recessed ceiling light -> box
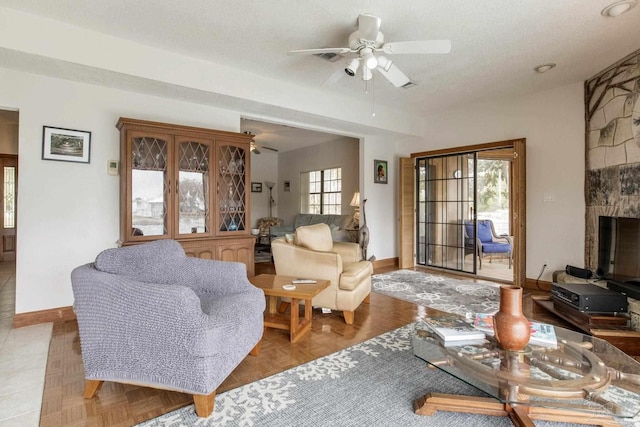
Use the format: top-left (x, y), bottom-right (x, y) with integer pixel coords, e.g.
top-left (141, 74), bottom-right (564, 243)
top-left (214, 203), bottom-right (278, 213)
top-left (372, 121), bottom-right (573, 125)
top-left (534, 63), bottom-right (556, 73)
top-left (601, 0), bottom-right (638, 17)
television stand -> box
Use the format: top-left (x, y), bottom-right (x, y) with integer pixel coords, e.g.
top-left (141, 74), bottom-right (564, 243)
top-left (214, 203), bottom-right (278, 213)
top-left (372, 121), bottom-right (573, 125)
top-left (532, 295), bottom-right (640, 355)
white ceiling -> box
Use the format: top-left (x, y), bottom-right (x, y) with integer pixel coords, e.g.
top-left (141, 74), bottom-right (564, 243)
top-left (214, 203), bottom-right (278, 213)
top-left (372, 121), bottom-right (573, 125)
top-left (0, 0), bottom-right (638, 150)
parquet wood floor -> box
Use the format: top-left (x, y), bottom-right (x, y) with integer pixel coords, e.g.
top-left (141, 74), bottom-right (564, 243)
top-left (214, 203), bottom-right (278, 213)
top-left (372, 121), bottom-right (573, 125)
top-left (38, 263), bottom-right (564, 427)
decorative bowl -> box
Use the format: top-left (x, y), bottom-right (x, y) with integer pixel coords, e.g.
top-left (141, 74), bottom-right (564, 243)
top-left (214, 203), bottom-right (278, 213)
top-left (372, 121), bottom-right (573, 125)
top-left (251, 228), bottom-right (260, 235)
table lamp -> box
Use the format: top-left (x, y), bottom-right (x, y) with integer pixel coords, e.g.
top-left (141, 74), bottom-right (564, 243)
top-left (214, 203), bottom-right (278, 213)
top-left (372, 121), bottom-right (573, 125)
top-left (350, 191), bottom-right (360, 224)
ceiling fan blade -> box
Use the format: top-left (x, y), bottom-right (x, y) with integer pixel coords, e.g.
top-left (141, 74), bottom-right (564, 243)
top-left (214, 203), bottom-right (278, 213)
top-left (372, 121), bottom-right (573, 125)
top-left (377, 63), bottom-right (411, 88)
top-left (357, 14), bottom-right (381, 41)
top-left (262, 146), bottom-right (279, 153)
top-left (381, 40), bottom-right (451, 55)
top-left (288, 47), bottom-right (351, 56)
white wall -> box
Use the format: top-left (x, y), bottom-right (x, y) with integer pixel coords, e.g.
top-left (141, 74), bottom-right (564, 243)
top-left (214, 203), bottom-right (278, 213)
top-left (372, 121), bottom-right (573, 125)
top-left (358, 135), bottom-right (403, 261)
top-left (277, 137), bottom-right (359, 226)
top-left (1, 68), bottom-right (242, 314)
top-left (249, 151), bottom-right (278, 226)
top-left (404, 82), bottom-right (586, 281)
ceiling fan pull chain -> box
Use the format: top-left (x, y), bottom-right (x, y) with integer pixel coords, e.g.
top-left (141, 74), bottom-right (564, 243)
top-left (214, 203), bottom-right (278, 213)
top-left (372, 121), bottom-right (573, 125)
top-left (371, 75), bottom-right (376, 117)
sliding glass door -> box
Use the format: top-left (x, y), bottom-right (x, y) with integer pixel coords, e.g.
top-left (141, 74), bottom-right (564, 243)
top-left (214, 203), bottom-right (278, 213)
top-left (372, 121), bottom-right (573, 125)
top-left (416, 153), bottom-right (476, 273)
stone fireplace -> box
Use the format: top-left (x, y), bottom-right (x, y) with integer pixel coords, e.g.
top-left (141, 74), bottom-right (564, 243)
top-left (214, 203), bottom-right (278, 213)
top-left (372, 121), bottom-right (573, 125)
top-left (585, 48), bottom-right (640, 272)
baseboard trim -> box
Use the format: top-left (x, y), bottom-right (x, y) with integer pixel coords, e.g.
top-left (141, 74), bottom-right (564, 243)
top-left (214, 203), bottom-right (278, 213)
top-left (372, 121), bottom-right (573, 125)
top-left (524, 278), bottom-right (552, 292)
top-left (12, 306), bottom-right (76, 328)
top-left (372, 257), bottom-right (398, 270)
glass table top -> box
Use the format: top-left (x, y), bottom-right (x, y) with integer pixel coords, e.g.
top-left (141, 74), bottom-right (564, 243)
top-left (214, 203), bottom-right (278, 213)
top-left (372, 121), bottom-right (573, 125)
top-left (413, 315), bottom-right (640, 419)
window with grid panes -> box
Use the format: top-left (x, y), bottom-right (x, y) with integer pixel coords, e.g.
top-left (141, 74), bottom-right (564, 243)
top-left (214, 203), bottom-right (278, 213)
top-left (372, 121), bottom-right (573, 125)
top-left (305, 168), bottom-right (341, 214)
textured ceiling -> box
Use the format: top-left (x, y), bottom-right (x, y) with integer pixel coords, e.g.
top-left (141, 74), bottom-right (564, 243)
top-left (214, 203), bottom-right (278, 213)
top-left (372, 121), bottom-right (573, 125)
top-left (0, 0), bottom-right (638, 149)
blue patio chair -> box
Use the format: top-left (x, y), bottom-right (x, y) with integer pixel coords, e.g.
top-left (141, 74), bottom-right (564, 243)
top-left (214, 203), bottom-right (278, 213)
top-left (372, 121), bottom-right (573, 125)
top-left (464, 219), bottom-right (512, 269)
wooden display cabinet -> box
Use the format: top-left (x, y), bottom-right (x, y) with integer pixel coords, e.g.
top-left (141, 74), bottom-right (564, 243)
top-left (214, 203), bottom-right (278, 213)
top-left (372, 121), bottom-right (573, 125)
top-left (116, 117), bottom-right (255, 276)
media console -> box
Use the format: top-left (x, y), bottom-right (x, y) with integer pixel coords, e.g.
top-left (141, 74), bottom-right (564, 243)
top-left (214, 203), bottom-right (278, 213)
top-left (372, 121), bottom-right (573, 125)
top-left (532, 295), bottom-right (640, 355)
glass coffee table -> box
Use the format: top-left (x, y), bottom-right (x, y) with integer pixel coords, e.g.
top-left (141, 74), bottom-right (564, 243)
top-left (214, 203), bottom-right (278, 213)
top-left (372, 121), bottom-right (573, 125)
top-left (413, 315), bottom-right (640, 426)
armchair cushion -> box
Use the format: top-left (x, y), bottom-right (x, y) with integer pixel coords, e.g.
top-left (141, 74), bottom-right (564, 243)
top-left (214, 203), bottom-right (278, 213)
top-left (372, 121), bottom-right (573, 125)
top-left (340, 261), bottom-right (373, 291)
top-left (481, 242), bottom-right (511, 253)
top-left (95, 239), bottom-right (186, 277)
top-left (477, 221), bottom-right (494, 243)
top-left (295, 223), bottom-right (333, 252)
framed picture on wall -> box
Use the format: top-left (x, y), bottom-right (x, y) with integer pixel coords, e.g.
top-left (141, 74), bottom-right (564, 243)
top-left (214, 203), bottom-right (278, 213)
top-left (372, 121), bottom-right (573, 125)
top-left (251, 182), bottom-right (262, 192)
top-left (42, 126), bottom-right (91, 163)
top-left (374, 159), bottom-right (387, 184)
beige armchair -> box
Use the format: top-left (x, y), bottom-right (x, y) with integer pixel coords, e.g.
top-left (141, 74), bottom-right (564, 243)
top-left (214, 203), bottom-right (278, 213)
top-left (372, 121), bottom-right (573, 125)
top-left (271, 223), bottom-right (373, 324)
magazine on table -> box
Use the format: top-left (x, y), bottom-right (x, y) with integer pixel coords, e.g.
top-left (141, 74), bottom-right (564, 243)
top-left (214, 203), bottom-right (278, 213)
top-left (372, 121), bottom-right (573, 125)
top-left (420, 315), bottom-right (486, 345)
top-left (473, 313), bottom-right (558, 348)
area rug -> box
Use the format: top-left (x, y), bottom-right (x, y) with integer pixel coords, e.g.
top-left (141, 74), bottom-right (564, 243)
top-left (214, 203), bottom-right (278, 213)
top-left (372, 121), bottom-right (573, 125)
top-left (135, 323), bottom-right (619, 427)
top-left (372, 269), bottom-right (501, 316)
top-left (137, 323), bottom-right (592, 427)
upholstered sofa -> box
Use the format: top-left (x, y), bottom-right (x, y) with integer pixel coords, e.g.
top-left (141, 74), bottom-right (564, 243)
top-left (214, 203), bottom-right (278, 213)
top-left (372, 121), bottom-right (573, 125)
top-left (271, 223), bottom-right (372, 324)
top-left (271, 213), bottom-right (353, 242)
top-left (71, 239), bottom-right (265, 417)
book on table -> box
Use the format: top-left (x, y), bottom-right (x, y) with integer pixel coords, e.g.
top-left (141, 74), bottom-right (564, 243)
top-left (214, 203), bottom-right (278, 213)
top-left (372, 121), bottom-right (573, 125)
top-left (473, 313), bottom-right (558, 348)
top-left (420, 315), bottom-right (486, 345)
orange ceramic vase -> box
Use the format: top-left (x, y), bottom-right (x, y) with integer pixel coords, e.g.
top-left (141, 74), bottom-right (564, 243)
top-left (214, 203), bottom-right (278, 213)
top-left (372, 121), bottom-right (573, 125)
top-left (493, 286), bottom-right (530, 351)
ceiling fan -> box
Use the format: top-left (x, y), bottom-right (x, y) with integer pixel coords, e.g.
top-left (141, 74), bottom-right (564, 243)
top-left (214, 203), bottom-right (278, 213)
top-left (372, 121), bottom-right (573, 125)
top-left (244, 132), bottom-right (278, 154)
top-left (288, 13), bottom-right (451, 88)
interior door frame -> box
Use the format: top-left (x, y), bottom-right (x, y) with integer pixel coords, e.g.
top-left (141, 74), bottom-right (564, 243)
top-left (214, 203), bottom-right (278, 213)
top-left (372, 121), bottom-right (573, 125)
top-left (402, 138), bottom-right (526, 287)
top-left (0, 154), bottom-right (17, 262)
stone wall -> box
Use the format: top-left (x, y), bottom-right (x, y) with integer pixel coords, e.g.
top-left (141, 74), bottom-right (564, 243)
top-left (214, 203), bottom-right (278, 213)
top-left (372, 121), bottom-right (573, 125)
top-left (585, 48), bottom-right (640, 270)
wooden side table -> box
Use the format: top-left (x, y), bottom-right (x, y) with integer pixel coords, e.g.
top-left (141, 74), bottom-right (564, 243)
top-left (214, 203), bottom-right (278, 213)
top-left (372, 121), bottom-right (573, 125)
top-left (249, 274), bottom-right (329, 343)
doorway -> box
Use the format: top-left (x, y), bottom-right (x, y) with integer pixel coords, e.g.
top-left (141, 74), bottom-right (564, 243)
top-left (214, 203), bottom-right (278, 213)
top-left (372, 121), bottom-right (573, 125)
top-left (0, 109), bottom-right (18, 325)
top-left (402, 139), bottom-right (526, 286)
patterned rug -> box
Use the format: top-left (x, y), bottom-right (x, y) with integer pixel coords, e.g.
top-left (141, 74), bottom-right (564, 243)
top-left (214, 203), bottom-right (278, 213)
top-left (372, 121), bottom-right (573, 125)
top-left (372, 269), bottom-right (501, 316)
top-left (136, 324), bottom-right (508, 426)
top-left (135, 323), bottom-right (606, 427)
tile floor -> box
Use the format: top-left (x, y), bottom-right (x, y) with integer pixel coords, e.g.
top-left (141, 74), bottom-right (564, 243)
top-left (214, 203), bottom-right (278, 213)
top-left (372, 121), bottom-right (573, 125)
top-left (0, 261), bottom-right (52, 427)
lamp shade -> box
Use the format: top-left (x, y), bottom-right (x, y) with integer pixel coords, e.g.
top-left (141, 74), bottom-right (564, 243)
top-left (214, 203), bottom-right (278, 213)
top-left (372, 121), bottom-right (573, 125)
top-left (350, 192), bottom-right (360, 207)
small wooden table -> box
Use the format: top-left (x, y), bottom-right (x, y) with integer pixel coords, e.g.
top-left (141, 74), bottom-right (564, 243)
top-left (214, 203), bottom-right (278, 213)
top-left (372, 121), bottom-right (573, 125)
top-left (250, 274), bottom-right (330, 343)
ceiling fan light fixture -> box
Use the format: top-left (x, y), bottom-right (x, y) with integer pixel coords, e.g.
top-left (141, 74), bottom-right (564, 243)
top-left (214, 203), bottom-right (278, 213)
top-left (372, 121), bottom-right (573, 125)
top-left (361, 49), bottom-right (378, 70)
top-left (345, 58), bottom-right (360, 76)
top-left (601, 0), bottom-right (637, 17)
top-left (362, 67), bottom-right (373, 81)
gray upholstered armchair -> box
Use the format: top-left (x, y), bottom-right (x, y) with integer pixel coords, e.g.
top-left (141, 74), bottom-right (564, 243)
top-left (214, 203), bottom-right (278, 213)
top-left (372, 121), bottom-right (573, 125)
top-left (71, 240), bottom-right (265, 418)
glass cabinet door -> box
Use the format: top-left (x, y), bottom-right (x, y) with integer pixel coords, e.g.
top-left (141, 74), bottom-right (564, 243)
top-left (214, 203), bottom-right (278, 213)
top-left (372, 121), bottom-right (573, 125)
top-left (130, 133), bottom-right (170, 238)
top-left (176, 137), bottom-right (212, 236)
top-left (217, 142), bottom-right (248, 234)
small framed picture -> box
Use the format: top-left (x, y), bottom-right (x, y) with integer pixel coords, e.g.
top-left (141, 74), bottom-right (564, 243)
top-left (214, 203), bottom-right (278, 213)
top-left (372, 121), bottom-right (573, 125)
top-left (42, 126), bottom-right (91, 163)
top-left (251, 182), bottom-right (262, 193)
top-left (374, 159), bottom-right (388, 184)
